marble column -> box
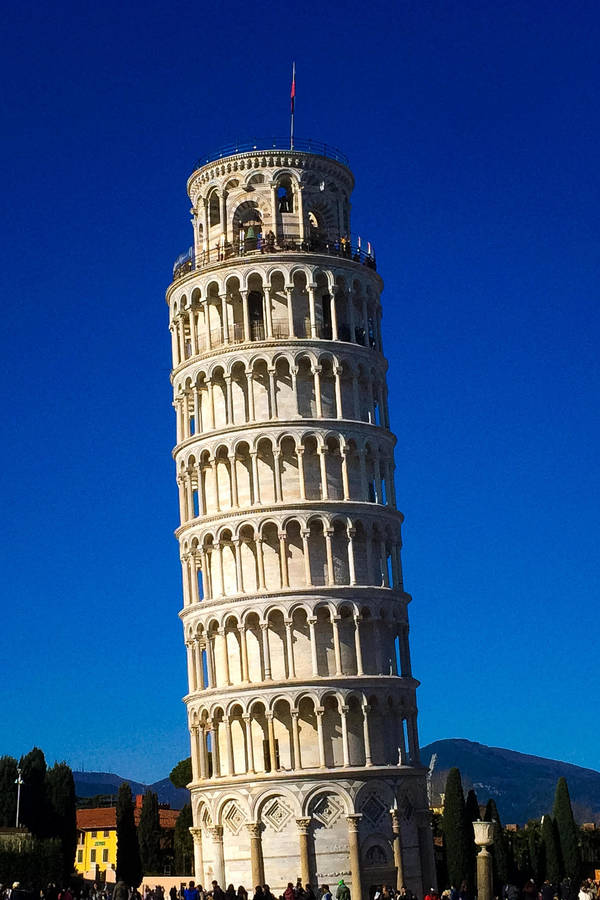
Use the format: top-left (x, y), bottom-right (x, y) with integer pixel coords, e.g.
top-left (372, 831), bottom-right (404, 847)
top-left (190, 826), bottom-right (204, 885)
top-left (346, 814), bottom-right (363, 900)
top-left (210, 825), bottom-right (225, 887)
top-left (390, 808), bottom-right (405, 889)
top-left (296, 817), bottom-right (312, 886)
top-left (246, 822), bottom-right (265, 886)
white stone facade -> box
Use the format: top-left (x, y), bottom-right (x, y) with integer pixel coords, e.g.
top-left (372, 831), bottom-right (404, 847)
top-left (166, 144), bottom-right (435, 897)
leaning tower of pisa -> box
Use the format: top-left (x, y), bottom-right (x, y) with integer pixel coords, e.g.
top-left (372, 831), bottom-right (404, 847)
top-left (166, 139), bottom-right (436, 897)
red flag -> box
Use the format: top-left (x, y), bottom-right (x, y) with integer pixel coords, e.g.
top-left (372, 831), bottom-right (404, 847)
top-left (290, 61), bottom-right (296, 113)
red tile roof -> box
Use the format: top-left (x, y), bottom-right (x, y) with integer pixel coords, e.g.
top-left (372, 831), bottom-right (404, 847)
top-left (77, 807), bottom-right (179, 831)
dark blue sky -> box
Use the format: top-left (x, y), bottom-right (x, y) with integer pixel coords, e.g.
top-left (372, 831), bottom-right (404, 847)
top-left (1, 0), bottom-right (598, 785)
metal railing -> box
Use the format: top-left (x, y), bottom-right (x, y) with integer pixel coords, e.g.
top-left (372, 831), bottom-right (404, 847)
top-left (172, 234), bottom-right (377, 281)
top-left (193, 138), bottom-right (349, 170)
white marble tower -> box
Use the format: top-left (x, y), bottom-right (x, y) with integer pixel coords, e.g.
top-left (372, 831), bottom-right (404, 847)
top-left (166, 139), bottom-right (436, 897)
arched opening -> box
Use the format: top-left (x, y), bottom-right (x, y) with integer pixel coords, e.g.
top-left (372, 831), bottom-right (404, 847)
top-left (277, 174), bottom-right (294, 213)
top-left (257, 437), bottom-right (276, 505)
top-left (239, 525), bottom-right (258, 595)
top-left (208, 190), bottom-right (220, 227)
top-left (267, 610), bottom-right (288, 681)
top-left (245, 611), bottom-right (263, 683)
top-left (292, 606), bottom-right (312, 678)
top-left (298, 696), bottom-right (319, 769)
top-left (347, 695), bottom-right (365, 765)
top-left (332, 519), bottom-right (350, 585)
top-left (339, 605), bottom-right (357, 675)
top-left (315, 605), bottom-right (334, 676)
top-left (273, 698), bottom-right (293, 770)
top-left (286, 520), bottom-right (305, 588)
top-left (302, 435), bottom-right (321, 501)
top-left (320, 358), bottom-right (337, 417)
top-left (308, 519), bottom-right (327, 586)
top-left (296, 357), bottom-right (315, 418)
top-left (261, 521), bottom-right (280, 591)
top-left (322, 695), bottom-right (343, 768)
top-left (275, 357), bottom-right (295, 419)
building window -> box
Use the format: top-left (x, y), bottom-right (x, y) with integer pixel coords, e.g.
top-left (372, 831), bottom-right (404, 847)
top-left (102, 849), bottom-right (109, 862)
top-left (103, 830), bottom-right (110, 837)
top-left (90, 849), bottom-right (96, 863)
top-left (77, 850), bottom-right (83, 863)
top-left (91, 830), bottom-right (97, 838)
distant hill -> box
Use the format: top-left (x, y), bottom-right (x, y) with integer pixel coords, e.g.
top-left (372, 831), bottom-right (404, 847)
top-left (74, 771), bottom-right (189, 810)
top-left (422, 738), bottom-right (600, 825)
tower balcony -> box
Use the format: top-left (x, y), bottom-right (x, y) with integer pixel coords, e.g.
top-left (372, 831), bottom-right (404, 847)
top-left (172, 233), bottom-right (377, 282)
top-left (193, 137), bottom-right (350, 169)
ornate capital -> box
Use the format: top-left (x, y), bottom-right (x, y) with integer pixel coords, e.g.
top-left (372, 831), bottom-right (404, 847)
top-left (209, 824), bottom-right (224, 842)
top-left (246, 822), bottom-right (262, 839)
top-left (296, 817), bottom-right (312, 835)
top-left (346, 813), bottom-right (362, 833)
top-left (189, 826), bottom-right (203, 842)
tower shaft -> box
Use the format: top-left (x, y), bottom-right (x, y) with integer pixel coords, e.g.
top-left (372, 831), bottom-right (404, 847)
top-left (167, 141), bottom-right (435, 894)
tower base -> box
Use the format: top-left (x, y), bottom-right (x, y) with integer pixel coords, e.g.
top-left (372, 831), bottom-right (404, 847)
top-left (189, 767), bottom-right (436, 897)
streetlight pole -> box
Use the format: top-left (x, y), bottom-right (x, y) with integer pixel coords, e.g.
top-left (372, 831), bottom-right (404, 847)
top-left (15, 767), bottom-right (23, 828)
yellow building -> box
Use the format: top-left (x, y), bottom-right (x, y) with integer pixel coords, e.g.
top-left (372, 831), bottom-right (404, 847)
top-left (75, 808), bottom-right (118, 878)
top-left (75, 801), bottom-right (179, 879)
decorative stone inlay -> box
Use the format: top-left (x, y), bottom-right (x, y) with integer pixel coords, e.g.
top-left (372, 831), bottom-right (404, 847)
top-left (223, 800), bottom-right (246, 835)
top-left (361, 793), bottom-right (387, 826)
top-left (262, 797), bottom-right (293, 832)
top-left (312, 794), bottom-right (344, 828)
top-left (366, 845), bottom-right (387, 865)
top-left (400, 794), bottom-right (414, 822)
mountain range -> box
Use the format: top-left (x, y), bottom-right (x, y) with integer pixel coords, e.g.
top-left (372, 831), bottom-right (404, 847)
top-left (73, 771), bottom-right (189, 809)
top-left (73, 739), bottom-right (600, 823)
top-left (422, 739), bottom-right (600, 825)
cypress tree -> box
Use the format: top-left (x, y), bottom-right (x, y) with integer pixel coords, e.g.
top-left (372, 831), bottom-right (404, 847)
top-left (541, 815), bottom-right (560, 883)
top-left (527, 821), bottom-right (542, 884)
top-left (552, 777), bottom-right (580, 881)
top-left (19, 747), bottom-right (49, 836)
top-left (442, 768), bottom-right (472, 889)
top-left (46, 762), bottom-right (77, 879)
top-left (0, 756), bottom-right (18, 827)
top-left (138, 790), bottom-right (162, 875)
top-left (116, 782), bottom-right (142, 887)
top-left (174, 803), bottom-right (193, 875)
top-left (484, 799), bottom-right (509, 890)
top-left (465, 789), bottom-right (480, 889)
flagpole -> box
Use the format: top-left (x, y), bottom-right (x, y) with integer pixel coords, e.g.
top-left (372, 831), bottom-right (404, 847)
top-left (290, 61), bottom-right (296, 150)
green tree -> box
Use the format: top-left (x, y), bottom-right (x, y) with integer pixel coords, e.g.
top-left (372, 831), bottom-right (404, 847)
top-left (484, 799), bottom-right (509, 890)
top-left (527, 820), bottom-right (542, 883)
top-left (116, 782), bottom-right (142, 886)
top-left (138, 790), bottom-right (162, 875)
top-left (443, 768), bottom-right (472, 889)
top-left (465, 789), bottom-right (479, 887)
top-left (19, 747), bottom-right (49, 836)
top-left (0, 756), bottom-right (18, 827)
top-left (174, 803), bottom-right (193, 875)
top-left (46, 762), bottom-right (77, 879)
top-left (169, 758), bottom-right (192, 789)
top-left (553, 777), bottom-right (580, 881)
top-left (541, 815), bottom-right (561, 882)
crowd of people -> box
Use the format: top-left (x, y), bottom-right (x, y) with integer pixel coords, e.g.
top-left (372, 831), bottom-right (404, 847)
top-left (3, 878), bottom-right (600, 900)
top-left (167, 879), bottom-right (351, 900)
top-left (415, 879), bottom-right (600, 900)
